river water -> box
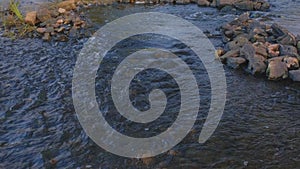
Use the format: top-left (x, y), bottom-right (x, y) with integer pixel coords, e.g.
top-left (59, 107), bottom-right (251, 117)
top-left (0, 1), bottom-right (299, 169)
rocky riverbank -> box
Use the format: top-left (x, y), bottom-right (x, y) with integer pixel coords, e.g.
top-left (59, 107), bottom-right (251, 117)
top-left (0, 0), bottom-right (99, 41)
top-left (0, 0), bottom-right (270, 41)
top-left (2, 0), bottom-right (299, 82)
top-left (218, 13), bottom-right (300, 81)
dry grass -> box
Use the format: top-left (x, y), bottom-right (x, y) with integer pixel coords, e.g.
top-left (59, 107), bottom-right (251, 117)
top-left (9, 0), bottom-right (23, 21)
top-left (0, 0), bottom-right (36, 39)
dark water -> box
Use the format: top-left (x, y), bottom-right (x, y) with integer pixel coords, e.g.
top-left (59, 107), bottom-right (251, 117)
top-left (267, 0), bottom-right (300, 35)
top-left (1, 3), bottom-right (300, 169)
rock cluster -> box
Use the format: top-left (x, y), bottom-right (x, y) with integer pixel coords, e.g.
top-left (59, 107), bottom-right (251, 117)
top-left (219, 13), bottom-right (300, 81)
top-left (24, 0), bottom-right (90, 41)
top-left (197, 0), bottom-right (270, 11)
top-left (120, 0), bottom-right (270, 10)
top-left (2, 0), bottom-right (271, 41)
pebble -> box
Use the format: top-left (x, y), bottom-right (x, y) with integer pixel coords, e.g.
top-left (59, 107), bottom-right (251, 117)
top-left (49, 158), bottom-right (57, 165)
top-left (42, 33), bottom-right (51, 41)
top-left (58, 8), bottom-right (66, 14)
top-left (57, 19), bottom-right (64, 25)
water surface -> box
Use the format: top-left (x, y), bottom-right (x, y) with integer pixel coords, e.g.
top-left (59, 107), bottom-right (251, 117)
top-left (0, 2), bottom-right (299, 169)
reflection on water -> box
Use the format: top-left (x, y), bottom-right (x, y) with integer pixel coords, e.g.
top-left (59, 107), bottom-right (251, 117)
top-left (0, 2), bottom-right (299, 169)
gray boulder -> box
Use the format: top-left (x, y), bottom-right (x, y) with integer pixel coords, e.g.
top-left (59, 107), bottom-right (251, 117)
top-left (227, 35), bottom-right (250, 50)
top-left (289, 70), bottom-right (300, 82)
top-left (226, 57), bottom-right (246, 69)
top-left (279, 45), bottom-right (299, 58)
top-left (241, 44), bottom-right (267, 75)
top-left (220, 49), bottom-right (240, 62)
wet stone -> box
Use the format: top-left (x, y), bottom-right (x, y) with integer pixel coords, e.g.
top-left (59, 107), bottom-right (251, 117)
top-left (220, 49), bottom-right (240, 62)
top-left (271, 23), bottom-right (289, 38)
top-left (267, 57), bottom-right (288, 80)
top-left (220, 5), bottom-right (236, 13)
top-left (241, 44), bottom-right (267, 75)
top-left (57, 0), bottom-right (76, 11)
top-left (176, 0), bottom-right (190, 4)
top-left (253, 42), bottom-right (268, 58)
top-left (267, 43), bottom-right (280, 58)
top-left (278, 33), bottom-right (297, 46)
top-left (280, 45), bottom-right (299, 58)
top-left (226, 57), bottom-right (247, 69)
top-left (197, 0), bottom-right (210, 6)
top-left (37, 8), bottom-right (52, 23)
top-left (283, 56), bottom-right (299, 70)
top-left (289, 70), bottom-right (300, 82)
top-left (42, 33), bottom-right (51, 41)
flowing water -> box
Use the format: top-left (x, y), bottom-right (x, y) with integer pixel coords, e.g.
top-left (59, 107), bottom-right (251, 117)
top-left (0, 2), bottom-right (299, 169)
top-left (267, 0), bottom-right (300, 35)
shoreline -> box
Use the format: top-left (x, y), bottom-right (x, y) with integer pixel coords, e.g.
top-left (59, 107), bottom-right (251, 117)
top-left (1, 0), bottom-right (299, 81)
top-left (0, 0), bottom-right (271, 41)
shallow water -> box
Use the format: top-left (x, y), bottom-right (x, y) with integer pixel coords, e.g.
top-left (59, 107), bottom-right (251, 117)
top-left (0, 2), bottom-right (300, 169)
top-left (268, 0), bottom-right (300, 35)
